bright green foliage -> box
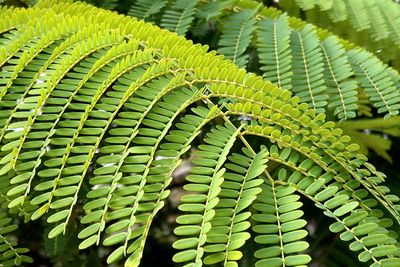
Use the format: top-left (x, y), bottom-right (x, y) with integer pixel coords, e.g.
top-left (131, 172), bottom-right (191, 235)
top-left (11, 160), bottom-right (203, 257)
top-left (173, 124), bottom-right (239, 266)
top-left (293, 0), bottom-right (317, 10)
top-left (247, 6), bottom-right (400, 121)
top-left (256, 12), bottom-right (357, 120)
top-left (256, 143), bottom-right (400, 266)
top-left (39, 0), bottom-right (400, 124)
top-left (195, 0), bottom-right (231, 21)
top-left (101, 0), bottom-right (400, 121)
top-left (0, 1), bottom-right (400, 267)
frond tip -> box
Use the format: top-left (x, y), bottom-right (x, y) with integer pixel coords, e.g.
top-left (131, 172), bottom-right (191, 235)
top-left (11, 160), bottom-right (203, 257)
top-left (348, 49), bottom-right (400, 119)
top-left (253, 182), bottom-right (311, 267)
top-left (203, 148), bottom-right (268, 266)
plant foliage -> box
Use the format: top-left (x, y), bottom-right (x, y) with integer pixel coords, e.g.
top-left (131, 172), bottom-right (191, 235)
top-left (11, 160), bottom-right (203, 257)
top-left (74, 0), bottom-right (400, 122)
top-left (279, 0), bottom-right (400, 68)
top-left (101, 0), bottom-right (400, 162)
top-left (0, 0), bottom-right (399, 267)
top-left (10, 0), bottom-right (400, 159)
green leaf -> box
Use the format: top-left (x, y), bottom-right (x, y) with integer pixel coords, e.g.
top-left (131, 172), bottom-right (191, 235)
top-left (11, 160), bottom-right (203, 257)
top-left (48, 223), bottom-right (65, 239)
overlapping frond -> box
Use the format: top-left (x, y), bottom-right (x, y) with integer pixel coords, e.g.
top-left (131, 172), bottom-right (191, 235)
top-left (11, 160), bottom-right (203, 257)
top-left (257, 13), bottom-right (292, 90)
top-left (290, 25), bottom-right (327, 113)
top-left (61, 0), bottom-right (400, 123)
top-left (348, 50), bottom-right (400, 119)
top-left (127, 0), bottom-right (167, 21)
top-left (203, 148), bottom-right (267, 266)
top-left (217, 8), bottom-right (258, 68)
top-left (285, 0), bottom-right (393, 41)
top-left (173, 123), bottom-right (240, 266)
top-left (252, 7), bottom-right (400, 121)
top-left (0, 1), bottom-right (399, 267)
top-left (160, 0), bottom-right (198, 36)
top-left (377, 1), bottom-right (400, 48)
top-left (0, 211), bottom-right (32, 266)
top-left (294, 0), bottom-right (315, 10)
top-left (321, 36), bottom-right (358, 121)
top-left (253, 181), bottom-right (311, 267)
top-left (195, 0), bottom-right (232, 21)
top-left (258, 143), bottom-right (400, 266)
top-left (280, 0), bottom-right (399, 67)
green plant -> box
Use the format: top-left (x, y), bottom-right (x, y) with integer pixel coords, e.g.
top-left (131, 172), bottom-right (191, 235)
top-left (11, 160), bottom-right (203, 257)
top-left (9, 0), bottom-right (400, 160)
top-left (279, 0), bottom-right (400, 67)
top-left (77, 0), bottom-right (400, 162)
top-left (0, 0), bottom-right (399, 267)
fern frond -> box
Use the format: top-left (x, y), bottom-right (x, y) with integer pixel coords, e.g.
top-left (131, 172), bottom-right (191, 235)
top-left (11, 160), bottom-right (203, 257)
top-left (281, 0), bottom-right (400, 65)
top-left (124, 105), bottom-right (220, 266)
top-left (203, 148), bottom-right (267, 266)
top-left (312, 185), bottom-right (400, 266)
top-left (98, 86), bottom-right (206, 264)
top-left (127, 0), bottom-right (166, 21)
top-left (263, 145), bottom-right (400, 266)
top-left (327, 0), bottom-right (347, 22)
top-left (364, 0), bottom-right (389, 41)
top-left (196, 0), bottom-right (232, 21)
top-left (2, 29), bottom-right (127, 209)
top-left (0, 2), bottom-right (399, 267)
top-left (78, 74), bottom-right (178, 250)
top-left (348, 49), bottom-right (400, 119)
top-left (315, 0), bottom-right (333, 11)
top-left (41, 58), bottom-right (175, 239)
top-left (218, 8), bottom-right (258, 68)
top-left (253, 181), bottom-right (311, 267)
top-left (173, 123), bottom-right (241, 266)
top-left (320, 36), bottom-right (358, 121)
top-left (344, 0), bottom-right (370, 31)
top-left (294, 0), bottom-right (315, 10)
top-left (160, 0), bottom-right (198, 36)
top-left (238, 101), bottom-right (400, 224)
top-left (119, 0), bottom-right (400, 121)
top-left (377, 1), bottom-right (400, 46)
top-left (290, 25), bottom-right (327, 113)
top-left (0, 212), bottom-right (32, 266)
top-left (257, 14), bottom-right (292, 90)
